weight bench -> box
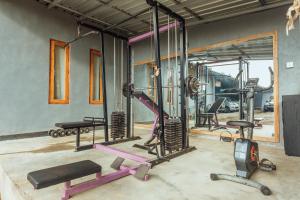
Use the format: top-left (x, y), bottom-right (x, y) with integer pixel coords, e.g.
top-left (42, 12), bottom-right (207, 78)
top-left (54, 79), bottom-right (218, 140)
top-left (54, 118), bottom-right (106, 151)
top-left (198, 98), bottom-right (226, 130)
top-left (27, 145), bottom-right (151, 200)
top-left (27, 160), bottom-right (101, 189)
top-left (55, 121), bottom-right (93, 129)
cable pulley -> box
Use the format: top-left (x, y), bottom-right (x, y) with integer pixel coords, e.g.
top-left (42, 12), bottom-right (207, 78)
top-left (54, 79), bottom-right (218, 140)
top-left (186, 76), bottom-right (200, 97)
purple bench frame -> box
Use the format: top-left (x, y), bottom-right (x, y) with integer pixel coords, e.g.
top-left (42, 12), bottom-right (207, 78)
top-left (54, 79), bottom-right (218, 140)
top-left (60, 144), bottom-right (151, 200)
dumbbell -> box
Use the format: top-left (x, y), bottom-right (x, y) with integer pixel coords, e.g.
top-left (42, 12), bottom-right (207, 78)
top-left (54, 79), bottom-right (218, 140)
top-left (51, 130), bottom-right (59, 138)
top-left (65, 129), bottom-right (72, 136)
top-left (48, 129), bottom-right (55, 136)
top-left (72, 129), bottom-right (77, 135)
top-left (58, 129), bottom-right (66, 137)
top-left (80, 128), bottom-right (85, 134)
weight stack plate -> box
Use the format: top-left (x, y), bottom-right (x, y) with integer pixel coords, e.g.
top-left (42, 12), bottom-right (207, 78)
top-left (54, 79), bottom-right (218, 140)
top-left (111, 111), bottom-right (126, 140)
top-left (164, 118), bottom-right (182, 153)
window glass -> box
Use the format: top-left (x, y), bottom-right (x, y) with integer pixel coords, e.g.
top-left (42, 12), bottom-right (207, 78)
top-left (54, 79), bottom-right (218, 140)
top-left (54, 45), bottom-right (66, 100)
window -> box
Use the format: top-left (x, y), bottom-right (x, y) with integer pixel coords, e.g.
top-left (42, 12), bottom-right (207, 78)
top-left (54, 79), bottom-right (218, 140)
top-left (49, 39), bottom-right (70, 104)
top-left (89, 49), bottom-right (103, 104)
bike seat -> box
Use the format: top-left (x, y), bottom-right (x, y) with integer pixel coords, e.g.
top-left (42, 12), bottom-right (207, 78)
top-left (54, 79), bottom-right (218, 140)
top-left (227, 120), bottom-right (254, 128)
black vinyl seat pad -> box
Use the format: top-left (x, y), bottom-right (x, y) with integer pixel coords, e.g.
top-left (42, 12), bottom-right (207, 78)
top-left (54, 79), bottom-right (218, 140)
top-left (27, 160), bottom-right (102, 189)
top-left (207, 97), bottom-right (226, 113)
top-left (55, 121), bottom-right (94, 129)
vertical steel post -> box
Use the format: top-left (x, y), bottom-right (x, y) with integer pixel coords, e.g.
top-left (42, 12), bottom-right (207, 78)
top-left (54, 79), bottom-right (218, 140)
top-left (153, 4), bottom-right (165, 156)
top-left (246, 61), bottom-right (249, 82)
top-left (126, 45), bottom-right (132, 139)
top-left (195, 63), bottom-right (199, 126)
top-left (101, 32), bottom-right (109, 142)
top-left (239, 57), bottom-right (244, 120)
top-left (179, 21), bottom-right (187, 148)
top-left (204, 66), bottom-right (208, 112)
top-left (247, 88), bottom-right (255, 139)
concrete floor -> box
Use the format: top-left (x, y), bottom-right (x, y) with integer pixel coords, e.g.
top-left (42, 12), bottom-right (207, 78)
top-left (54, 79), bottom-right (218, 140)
top-left (192, 124), bottom-right (274, 138)
top-left (217, 111), bottom-right (275, 125)
top-left (0, 128), bottom-right (299, 200)
top-left (190, 111), bottom-right (275, 138)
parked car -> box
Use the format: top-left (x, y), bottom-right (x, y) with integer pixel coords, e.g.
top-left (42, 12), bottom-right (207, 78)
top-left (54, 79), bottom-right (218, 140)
top-left (263, 99), bottom-right (274, 112)
top-left (219, 98), bottom-right (239, 113)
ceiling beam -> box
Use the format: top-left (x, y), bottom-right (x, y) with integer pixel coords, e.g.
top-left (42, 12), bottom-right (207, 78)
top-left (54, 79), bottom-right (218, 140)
top-left (188, 0), bottom-right (293, 27)
top-left (79, 4), bottom-right (105, 19)
top-left (48, 0), bottom-right (65, 9)
top-left (79, 0), bottom-right (113, 21)
top-left (104, 8), bottom-right (150, 31)
top-left (206, 52), bottom-right (218, 60)
top-left (259, 0), bottom-right (267, 6)
top-left (171, 0), bottom-right (203, 21)
top-left (232, 44), bottom-right (251, 59)
top-left (39, 0), bottom-right (136, 35)
top-left (87, 0), bottom-right (150, 26)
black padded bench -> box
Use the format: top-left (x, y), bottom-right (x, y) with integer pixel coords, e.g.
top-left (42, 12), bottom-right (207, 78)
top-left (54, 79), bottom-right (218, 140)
top-left (27, 160), bottom-right (102, 189)
top-left (55, 117), bottom-right (105, 129)
top-left (53, 117), bottom-right (106, 151)
top-left (55, 121), bottom-right (93, 129)
top-left (198, 97), bottom-right (226, 130)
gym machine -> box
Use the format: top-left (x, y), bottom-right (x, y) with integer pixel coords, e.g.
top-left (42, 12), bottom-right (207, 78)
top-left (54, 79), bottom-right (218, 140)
top-left (193, 63), bottom-right (208, 127)
top-left (193, 58), bottom-right (249, 129)
top-left (123, 77), bottom-right (199, 157)
top-left (47, 25), bottom-right (140, 151)
top-left (28, 1), bottom-right (197, 199)
top-left (124, 0), bottom-right (197, 166)
top-left (210, 67), bottom-right (276, 195)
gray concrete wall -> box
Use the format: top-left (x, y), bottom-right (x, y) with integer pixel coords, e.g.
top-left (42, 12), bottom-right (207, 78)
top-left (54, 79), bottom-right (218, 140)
top-left (0, 0), bottom-right (125, 135)
top-left (132, 6), bottom-right (299, 142)
top-left (0, 1), bottom-right (297, 143)
top-left (133, 64), bottom-right (154, 122)
top-left (133, 62), bottom-right (174, 122)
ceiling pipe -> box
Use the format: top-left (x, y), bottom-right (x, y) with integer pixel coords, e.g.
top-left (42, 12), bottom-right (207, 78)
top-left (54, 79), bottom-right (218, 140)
top-left (128, 21), bottom-right (179, 45)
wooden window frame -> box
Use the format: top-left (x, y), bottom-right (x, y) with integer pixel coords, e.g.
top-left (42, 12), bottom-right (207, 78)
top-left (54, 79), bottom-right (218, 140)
top-left (89, 49), bottom-right (103, 105)
top-left (49, 39), bottom-right (70, 104)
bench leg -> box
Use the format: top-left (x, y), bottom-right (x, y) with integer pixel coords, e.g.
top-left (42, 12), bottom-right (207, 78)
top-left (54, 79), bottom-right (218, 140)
top-left (60, 164), bottom-right (150, 199)
top-left (208, 118), bottom-right (211, 130)
top-left (202, 117), bottom-right (207, 126)
top-left (61, 169), bottom-right (134, 199)
top-left (76, 128), bottom-right (80, 150)
top-left (62, 181), bottom-right (71, 200)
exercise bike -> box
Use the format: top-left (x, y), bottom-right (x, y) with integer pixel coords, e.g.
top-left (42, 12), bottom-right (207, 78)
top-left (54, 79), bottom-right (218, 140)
top-left (210, 67), bottom-right (276, 195)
